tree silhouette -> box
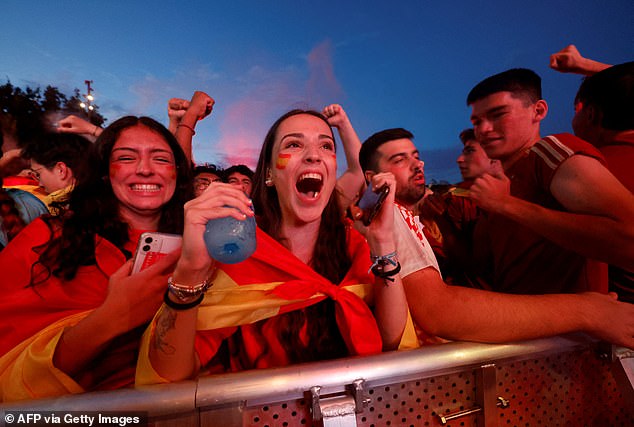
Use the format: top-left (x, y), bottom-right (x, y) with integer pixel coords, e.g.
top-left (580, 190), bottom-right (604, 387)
top-left (0, 80), bottom-right (106, 139)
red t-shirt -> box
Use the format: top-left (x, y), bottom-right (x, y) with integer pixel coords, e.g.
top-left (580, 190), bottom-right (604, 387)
top-left (474, 133), bottom-right (608, 294)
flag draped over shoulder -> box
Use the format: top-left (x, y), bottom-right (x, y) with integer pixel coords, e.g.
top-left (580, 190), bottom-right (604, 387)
top-left (198, 226), bottom-right (382, 355)
top-left (0, 312), bottom-right (90, 401)
top-left (0, 220), bottom-right (140, 401)
top-left (137, 226), bottom-right (419, 385)
top-left (0, 219), bottom-right (127, 356)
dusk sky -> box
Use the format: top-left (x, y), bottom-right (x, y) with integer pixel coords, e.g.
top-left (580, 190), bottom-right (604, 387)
top-left (2, 1), bottom-right (632, 183)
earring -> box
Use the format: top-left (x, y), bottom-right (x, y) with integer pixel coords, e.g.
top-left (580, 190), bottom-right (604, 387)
top-left (265, 169), bottom-right (273, 186)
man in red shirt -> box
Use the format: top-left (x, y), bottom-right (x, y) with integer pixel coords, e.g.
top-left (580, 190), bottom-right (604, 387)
top-left (467, 68), bottom-right (634, 294)
top-left (571, 61), bottom-right (634, 302)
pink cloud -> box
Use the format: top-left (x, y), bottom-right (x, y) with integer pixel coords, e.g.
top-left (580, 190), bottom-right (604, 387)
top-left (213, 69), bottom-right (299, 168)
top-left (213, 39), bottom-right (346, 169)
top-left (216, 101), bottom-right (267, 168)
top-left (305, 39), bottom-right (344, 107)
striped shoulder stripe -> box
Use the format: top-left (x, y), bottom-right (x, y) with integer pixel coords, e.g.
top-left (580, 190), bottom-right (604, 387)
top-left (531, 136), bottom-right (575, 170)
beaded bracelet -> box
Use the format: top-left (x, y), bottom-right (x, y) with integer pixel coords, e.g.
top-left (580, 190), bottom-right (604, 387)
top-left (167, 276), bottom-right (211, 300)
top-left (163, 289), bottom-right (204, 311)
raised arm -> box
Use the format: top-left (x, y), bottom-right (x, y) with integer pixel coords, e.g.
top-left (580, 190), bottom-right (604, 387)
top-left (57, 115), bottom-right (102, 141)
top-left (549, 45), bottom-right (612, 76)
top-left (167, 98), bottom-right (189, 134)
top-left (322, 104), bottom-right (366, 209)
top-left (351, 173), bottom-right (408, 350)
top-left (147, 183), bottom-right (253, 381)
top-left (173, 91), bottom-right (215, 164)
top-left (469, 155), bottom-right (634, 271)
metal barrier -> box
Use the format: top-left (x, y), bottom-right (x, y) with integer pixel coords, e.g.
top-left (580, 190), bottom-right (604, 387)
top-left (2, 333), bottom-right (633, 426)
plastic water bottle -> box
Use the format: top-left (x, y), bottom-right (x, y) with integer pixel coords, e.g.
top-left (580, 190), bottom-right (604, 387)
top-left (203, 208), bottom-right (256, 264)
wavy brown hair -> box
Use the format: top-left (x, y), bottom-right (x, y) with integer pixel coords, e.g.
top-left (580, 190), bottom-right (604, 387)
top-left (250, 109), bottom-right (352, 364)
top-left (33, 116), bottom-right (193, 284)
top-left (0, 188), bottom-right (27, 248)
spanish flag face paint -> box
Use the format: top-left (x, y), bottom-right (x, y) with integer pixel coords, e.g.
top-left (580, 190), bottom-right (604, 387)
top-left (276, 153), bottom-right (291, 170)
top-left (269, 113), bottom-right (339, 226)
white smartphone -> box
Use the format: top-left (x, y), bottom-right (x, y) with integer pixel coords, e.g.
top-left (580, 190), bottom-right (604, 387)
top-left (131, 232), bottom-right (182, 274)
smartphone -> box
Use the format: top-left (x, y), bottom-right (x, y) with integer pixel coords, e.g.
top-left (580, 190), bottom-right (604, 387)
top-left (131, 232), bottom-right (182, 274)
top-left (349, 185), bottom-right (390, 226)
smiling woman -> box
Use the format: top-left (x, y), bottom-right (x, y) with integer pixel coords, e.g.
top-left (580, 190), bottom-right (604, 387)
top-left (108, 126), bottom-right (178, 229)
top-left (0, 116), bottom-right (193, 402)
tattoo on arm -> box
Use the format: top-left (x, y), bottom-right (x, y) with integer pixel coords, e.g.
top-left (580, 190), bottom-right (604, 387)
top-left (153, 307), bottom-right (177, 355)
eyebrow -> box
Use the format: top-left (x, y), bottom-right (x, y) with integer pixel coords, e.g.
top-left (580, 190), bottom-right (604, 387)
top-left (111, 147), bottom-right (174, 155)
top-left (387, 150), bottom-right (419, 162)
top-left (280, 133), bottom-right (334, 142)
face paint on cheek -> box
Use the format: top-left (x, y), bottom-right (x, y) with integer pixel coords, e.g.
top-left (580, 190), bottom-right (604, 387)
top-left (109, 163), bottom-right (122, 179)
top-left (276, 153), bottom-right (291, 170)
top-left (165, 165), bottom-right (176, 180)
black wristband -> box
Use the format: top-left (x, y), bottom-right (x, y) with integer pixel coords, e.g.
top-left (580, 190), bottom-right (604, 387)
top-left (371, 262), bottom-right (402, 282)
top-left (163, 289), bottom-right (204, 310)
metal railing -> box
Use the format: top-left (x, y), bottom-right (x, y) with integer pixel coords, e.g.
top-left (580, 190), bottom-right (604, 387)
top-left (2, 333), bottom-right (632, 426)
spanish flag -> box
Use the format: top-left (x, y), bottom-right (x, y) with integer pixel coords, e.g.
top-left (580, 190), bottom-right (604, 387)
top-left (0, 220), bottom-right (142, 402)
top-left (275, 153), bottom-right (291, 169)
top-left (137, 226), bottom-right (418, 384)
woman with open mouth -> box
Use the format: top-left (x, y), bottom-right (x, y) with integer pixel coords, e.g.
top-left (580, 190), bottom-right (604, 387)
top-left (138, 109), bottom-right (412, 383)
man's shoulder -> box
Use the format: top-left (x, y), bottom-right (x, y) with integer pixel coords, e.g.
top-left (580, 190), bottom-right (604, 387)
top-left (392, 203), bottom-right (423, 239)
top-left (530, 133), bottom-right (605, 171)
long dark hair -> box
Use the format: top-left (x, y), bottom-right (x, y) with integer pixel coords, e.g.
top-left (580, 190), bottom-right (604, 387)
top-left (34, 116), bottom-right (193, 283)
top-left (21, 132), bottom-right (94, 186)
top-left (250, 109), bottom-right (352, 363)
top-left (0, 189), bottom-right (27, 248)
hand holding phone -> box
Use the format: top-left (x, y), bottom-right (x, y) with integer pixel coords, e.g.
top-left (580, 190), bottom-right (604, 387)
top-left (132, 232), bottom-right (182, 274)
top-left (348, 185), bottom-right (390, 226)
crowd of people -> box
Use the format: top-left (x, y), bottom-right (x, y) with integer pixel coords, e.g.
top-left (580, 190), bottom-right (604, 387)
top-left (0, 45), bottom-right (632, 401)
